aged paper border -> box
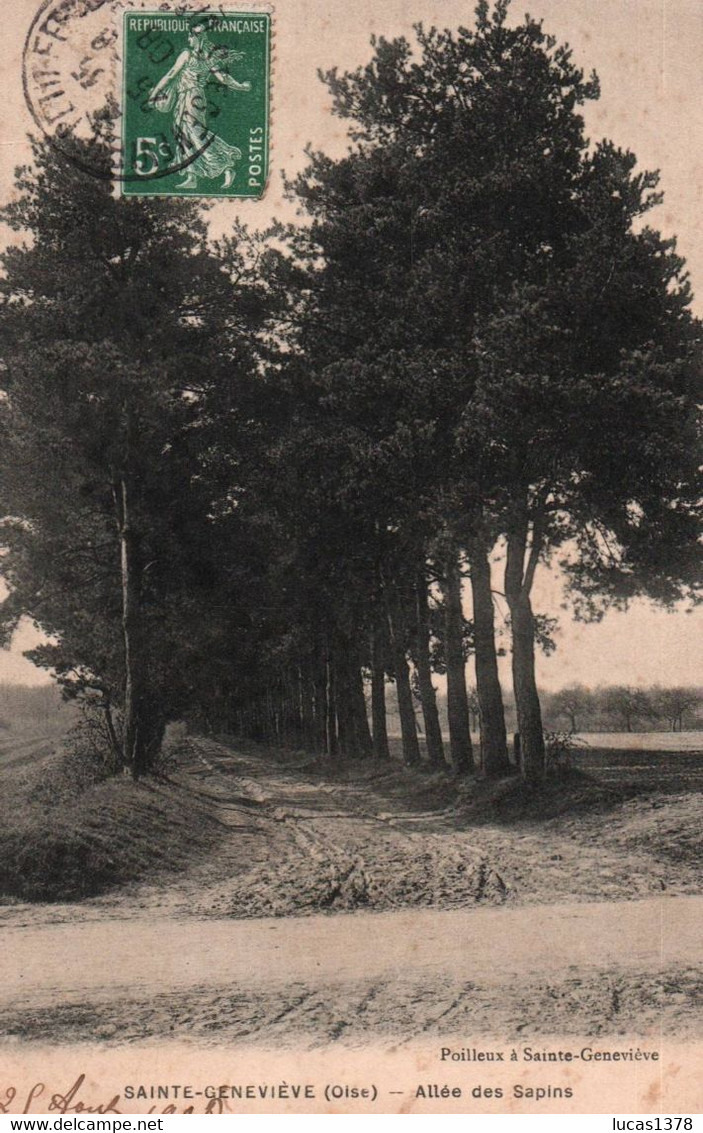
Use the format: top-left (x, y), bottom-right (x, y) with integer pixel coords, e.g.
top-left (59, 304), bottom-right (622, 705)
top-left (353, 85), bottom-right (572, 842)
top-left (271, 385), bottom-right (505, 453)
top-left (1, 0), bottom-right (701, 1116)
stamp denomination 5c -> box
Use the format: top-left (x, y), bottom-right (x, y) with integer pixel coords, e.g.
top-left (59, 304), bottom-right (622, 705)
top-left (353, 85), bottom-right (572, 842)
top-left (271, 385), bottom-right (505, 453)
top-left (121, 10), bottom-right (271, 198)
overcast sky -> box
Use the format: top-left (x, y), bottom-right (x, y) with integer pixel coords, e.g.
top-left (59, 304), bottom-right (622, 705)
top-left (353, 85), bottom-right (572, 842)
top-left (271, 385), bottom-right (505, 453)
top-left (0, 0), bottom-right (700, 688)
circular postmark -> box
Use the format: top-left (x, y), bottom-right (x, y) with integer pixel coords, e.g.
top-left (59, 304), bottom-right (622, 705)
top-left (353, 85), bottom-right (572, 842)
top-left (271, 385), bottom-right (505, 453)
top-left (22, 0), bottom-right (237, 184)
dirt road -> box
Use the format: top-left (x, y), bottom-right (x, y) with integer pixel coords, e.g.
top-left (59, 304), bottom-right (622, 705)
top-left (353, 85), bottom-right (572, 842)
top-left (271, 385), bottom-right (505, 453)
top-left (1, 738), bottom-right (701, 1045)
top-left (5, 894), bottom-right (702, 1002)
top-left (2, 895), bottom-right (701, 1046)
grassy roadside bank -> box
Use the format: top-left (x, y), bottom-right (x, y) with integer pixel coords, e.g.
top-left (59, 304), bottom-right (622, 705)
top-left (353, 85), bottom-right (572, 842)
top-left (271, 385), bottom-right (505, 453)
top-left (0, 727), bottom-right (221, 902)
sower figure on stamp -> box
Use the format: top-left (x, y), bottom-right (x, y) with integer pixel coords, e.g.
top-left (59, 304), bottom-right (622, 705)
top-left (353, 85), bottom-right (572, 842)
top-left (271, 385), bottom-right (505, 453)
top-left (147, 17), bottom-right (251, 189)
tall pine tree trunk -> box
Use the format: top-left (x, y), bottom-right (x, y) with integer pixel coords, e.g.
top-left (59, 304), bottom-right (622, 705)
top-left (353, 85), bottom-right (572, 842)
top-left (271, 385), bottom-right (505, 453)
top-left (325, 653), bottom-right (338, 758)
top-left (386, 594), bottom-right (421, 766)
top-left (469, 546), bottom-right (510, 777)
top-left (102, 699), bottom-right (122, 770)
top-left (414, 573), bottom-right (446, 767)
top-left (394, 650), bottom-right (421, 766)
top-left (115, 475), bottom-right (148, 779)
top-left (313, 663), bottom-right (328, 754)
top-left (505, 504), bottom-right (546, 782)
top-left (370, 622), bottom-right (390, 760)
top-left (335, 660), bottom-right (354, 757)
top-left (335, 641), bottom-right (372, 759)
top-left (299, 662), bottom-right (315, 749)
top-left (349, 657), bottom-right (373, 758)
top-left (441, 553), bottom-right (473, 774)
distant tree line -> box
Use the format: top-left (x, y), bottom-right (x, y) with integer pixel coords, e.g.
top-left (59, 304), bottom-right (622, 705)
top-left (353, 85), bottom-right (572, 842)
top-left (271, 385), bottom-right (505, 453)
top-left (0, 3), bottom-right (700, 783)
top-left (543, 684), bottom-right (703, 733)
top-left (389, 683), bottom-right (703, 738)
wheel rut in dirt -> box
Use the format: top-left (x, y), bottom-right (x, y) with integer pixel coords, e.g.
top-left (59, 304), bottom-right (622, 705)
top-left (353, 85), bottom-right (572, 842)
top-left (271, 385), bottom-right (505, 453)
top-left (182, 737), bottom-right (701, 918)
top-left (186, 738), bottom-right (510, 918)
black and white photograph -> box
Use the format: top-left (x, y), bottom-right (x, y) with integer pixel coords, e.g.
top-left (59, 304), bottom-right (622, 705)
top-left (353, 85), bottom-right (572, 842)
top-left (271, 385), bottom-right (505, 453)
top-left (0, 0), bottom-right (701, 1116)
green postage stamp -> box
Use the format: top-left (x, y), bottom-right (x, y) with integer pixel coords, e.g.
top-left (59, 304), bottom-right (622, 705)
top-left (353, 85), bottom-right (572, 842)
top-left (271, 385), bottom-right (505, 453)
top-left (121, 10), bottom-right (271, 198)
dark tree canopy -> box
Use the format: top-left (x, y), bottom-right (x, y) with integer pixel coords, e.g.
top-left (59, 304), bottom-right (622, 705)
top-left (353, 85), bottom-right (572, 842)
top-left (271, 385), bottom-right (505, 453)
top-left (0, 119), bottom-right (285, 773)
top-left (0, 4), bottom-right (700, 783)
top-left (287, 0), bottom-right (702, 777)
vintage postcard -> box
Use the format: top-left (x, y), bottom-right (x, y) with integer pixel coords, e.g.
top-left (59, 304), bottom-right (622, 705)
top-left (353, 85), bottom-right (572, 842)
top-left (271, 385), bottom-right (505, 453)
top-left (0, 0), bottom-right (701, 1117)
